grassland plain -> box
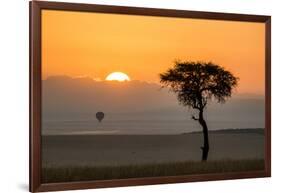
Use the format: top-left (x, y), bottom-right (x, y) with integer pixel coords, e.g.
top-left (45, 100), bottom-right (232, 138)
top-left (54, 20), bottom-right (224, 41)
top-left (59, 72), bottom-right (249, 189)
top-left (42, 159), bottom-right (264, 183)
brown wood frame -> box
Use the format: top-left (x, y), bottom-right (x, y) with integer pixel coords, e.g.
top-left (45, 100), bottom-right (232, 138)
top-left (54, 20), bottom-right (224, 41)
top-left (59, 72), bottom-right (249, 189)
top-left (30, 1), bottom-right (271, 192)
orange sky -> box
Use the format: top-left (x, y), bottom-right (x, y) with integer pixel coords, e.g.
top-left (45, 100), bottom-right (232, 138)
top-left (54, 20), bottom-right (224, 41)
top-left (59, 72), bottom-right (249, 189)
top-left (42, 10), bottom-right (265, 94)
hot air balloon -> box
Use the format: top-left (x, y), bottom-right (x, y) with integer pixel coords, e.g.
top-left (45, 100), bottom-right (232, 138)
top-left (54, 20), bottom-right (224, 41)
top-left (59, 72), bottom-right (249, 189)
top-left (96, 112), bottom-right (105, 122)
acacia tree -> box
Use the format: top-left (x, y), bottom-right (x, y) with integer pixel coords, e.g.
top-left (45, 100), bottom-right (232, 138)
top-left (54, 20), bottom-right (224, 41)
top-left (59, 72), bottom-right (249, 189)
top-left (160, 61), bottom-right (238, 161)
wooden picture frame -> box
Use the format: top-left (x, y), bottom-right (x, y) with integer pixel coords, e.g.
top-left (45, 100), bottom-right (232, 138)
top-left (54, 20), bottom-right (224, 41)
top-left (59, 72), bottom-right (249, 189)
top-left (30, 1), bottom-right (271, 192)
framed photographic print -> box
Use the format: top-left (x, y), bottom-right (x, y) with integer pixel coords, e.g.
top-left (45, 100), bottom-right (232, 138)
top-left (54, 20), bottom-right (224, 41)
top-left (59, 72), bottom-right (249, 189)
top-left (30, 1), bottom-right (271, 192)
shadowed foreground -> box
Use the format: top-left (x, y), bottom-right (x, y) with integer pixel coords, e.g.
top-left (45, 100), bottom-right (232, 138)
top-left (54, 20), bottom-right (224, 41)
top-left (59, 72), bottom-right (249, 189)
top-left (42, 131), bottom-right (264, 166)
top-left (42, 159), bottom-right (264, 183)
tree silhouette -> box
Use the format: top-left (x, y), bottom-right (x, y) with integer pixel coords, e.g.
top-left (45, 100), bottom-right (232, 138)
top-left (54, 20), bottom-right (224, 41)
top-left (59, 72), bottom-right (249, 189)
top-left (160, 61), bottom-right (238, 161)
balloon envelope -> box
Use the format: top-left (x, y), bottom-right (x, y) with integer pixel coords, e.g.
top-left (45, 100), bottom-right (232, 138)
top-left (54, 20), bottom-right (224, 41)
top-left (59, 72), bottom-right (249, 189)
top-left (96, 112), bottom-right (104, 122)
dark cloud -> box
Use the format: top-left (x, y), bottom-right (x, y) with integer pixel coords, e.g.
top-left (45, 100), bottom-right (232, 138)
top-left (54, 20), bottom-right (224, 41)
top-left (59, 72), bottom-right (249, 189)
top-left (42, 76), bottom-right (265, 128)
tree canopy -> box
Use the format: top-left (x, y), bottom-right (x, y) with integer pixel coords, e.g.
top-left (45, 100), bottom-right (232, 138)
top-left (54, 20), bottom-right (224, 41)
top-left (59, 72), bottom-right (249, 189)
top-left (160, 61), bottom-right (238, 110)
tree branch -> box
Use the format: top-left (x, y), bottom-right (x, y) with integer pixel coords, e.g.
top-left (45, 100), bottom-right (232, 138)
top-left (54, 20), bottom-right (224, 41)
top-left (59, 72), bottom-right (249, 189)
top-left (192, 115), bottom-right (199, 121)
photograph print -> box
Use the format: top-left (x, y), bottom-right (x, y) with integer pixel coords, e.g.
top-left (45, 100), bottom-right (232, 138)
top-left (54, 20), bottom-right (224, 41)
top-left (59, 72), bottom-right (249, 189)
top-left (41, 9), bottom-right (267, 183)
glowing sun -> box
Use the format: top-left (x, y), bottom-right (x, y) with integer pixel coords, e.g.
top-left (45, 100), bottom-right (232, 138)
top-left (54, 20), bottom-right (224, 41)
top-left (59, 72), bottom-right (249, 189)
top-left (105, 72), bottom-right (130, 82)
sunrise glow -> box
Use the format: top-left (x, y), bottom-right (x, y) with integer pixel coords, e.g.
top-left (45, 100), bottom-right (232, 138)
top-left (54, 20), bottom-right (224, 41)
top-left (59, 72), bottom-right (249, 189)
top-left (105, 72), bottom-right (130, 82)
top-left (42, 10), bottom-right (265, 94)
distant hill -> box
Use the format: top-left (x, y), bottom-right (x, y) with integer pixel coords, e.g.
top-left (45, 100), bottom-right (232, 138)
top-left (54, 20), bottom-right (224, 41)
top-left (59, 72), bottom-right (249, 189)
top-left (187, 128), bottom-right (264, 135)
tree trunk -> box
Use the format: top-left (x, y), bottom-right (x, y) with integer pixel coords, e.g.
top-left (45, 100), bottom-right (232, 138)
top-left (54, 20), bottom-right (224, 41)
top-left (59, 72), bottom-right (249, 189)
top-left (199, 110), bottom-right (209, 161)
